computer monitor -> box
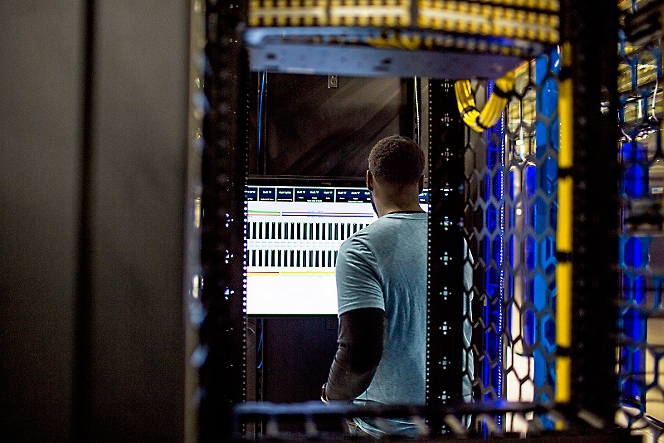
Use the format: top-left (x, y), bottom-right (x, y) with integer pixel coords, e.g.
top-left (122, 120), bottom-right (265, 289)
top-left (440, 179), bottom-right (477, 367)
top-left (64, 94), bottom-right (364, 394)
top-left (245, 178), bottom-right (428, 315)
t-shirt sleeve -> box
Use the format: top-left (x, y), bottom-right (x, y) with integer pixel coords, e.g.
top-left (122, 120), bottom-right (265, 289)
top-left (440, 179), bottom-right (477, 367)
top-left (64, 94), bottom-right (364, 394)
top-left (336, 237), bottom-right (385, 315)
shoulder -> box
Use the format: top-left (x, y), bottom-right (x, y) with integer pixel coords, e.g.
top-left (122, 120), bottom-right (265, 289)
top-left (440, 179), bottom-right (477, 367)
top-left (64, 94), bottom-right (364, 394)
top-left (340, 213), bottom-right (427, 253)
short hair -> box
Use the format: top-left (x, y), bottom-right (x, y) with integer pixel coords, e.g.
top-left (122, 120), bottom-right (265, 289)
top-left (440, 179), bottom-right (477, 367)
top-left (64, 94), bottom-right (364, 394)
top-left (368, 135), bottom-right (425, 184)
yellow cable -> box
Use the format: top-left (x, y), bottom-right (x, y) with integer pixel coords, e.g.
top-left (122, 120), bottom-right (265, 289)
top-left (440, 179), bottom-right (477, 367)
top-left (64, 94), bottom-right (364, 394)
top-left (557, 177), bottom-right (572, 252)
top-left (555, 41), bottom-right (573, 405)
top-left (454, 71), bottom-right (515, 132)
top-left (366, 34), bottom-right (421, 50)
top-left (555, 260), bottom-right (572, 403)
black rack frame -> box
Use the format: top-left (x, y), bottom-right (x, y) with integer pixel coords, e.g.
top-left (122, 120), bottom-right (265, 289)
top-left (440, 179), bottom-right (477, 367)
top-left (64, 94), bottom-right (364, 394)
top-left (200, 0), bottom-right (622, 440)
top-left (560, 0), bottom-right (621, 421)
top-left (426, 79), bottom-right (468, 435)
top-left (199, 1), bottom-right (249, 441)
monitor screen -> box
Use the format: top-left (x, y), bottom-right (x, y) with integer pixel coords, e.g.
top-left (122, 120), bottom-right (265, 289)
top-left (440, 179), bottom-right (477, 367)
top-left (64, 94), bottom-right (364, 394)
top-left (245, 180), bottom-right (428, 315)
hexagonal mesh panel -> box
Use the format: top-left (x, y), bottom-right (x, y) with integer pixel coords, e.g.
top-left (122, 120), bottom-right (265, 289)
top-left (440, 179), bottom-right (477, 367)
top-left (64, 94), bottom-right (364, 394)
top-left (618, 2), bottom-right (664, 438)
top-left (462, 52), bottom-right (560, 432)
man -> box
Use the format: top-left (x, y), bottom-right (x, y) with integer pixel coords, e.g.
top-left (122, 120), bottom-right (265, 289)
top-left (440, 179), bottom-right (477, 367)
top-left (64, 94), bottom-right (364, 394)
top-left (321, 135), bottom-right (473, 438)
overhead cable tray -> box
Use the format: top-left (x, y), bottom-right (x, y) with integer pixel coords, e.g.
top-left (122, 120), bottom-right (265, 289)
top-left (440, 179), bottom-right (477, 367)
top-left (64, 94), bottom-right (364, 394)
top-left (244, 0), bottom-right (560, 79)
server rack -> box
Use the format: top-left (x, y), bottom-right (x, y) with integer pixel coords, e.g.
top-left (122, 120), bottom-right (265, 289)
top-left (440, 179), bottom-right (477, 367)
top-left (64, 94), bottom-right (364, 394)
top-left (198, 0), bottom-right (627, 440)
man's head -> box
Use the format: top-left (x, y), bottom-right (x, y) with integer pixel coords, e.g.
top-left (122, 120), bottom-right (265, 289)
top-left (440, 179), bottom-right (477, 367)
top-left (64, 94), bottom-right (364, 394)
top-left (366, 135), bottom-right (425, 216)
top-left (368, 135), bottom-right (425, 185)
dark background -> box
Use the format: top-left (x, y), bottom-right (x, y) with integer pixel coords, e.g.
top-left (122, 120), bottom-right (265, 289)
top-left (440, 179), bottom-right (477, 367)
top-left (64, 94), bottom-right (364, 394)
top-left (250, 73), bottom-right (414, 178)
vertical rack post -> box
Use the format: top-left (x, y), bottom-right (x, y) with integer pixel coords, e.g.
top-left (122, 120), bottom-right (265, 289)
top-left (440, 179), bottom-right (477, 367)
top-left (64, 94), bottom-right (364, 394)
top-left (199, 0), bottom-right (249, 441)
top-left (426, 79), bottom-right (467, 434)
top-left (558, 0), bottom-right (620, 421)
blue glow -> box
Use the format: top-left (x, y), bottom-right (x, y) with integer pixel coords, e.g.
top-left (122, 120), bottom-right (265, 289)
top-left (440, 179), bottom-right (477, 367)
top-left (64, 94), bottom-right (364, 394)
top-left (525, 164), bottom-right (537, 198)
top-left (533, 51), bottom-right (558, 409)
top-left (620, 235), bottom-right (649, 401)
top-left (541, 157), bottom-right (558, 197)
top-left (483, 81), bottom-right (505, 428)
top-left (539, 77), bottom-right (558, 119)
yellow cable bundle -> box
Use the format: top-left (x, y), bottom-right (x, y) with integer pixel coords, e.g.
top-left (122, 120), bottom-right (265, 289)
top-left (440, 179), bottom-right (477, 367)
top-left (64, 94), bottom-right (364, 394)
top-left (366, 34), bottom-right (421, 50)
top-left (454, 71), bottom-right (514, 132)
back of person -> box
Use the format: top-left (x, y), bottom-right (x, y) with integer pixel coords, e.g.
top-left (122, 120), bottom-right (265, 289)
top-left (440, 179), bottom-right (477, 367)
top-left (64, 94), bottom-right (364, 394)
top-left (321, 135), bottom-right (473, 438)
top-left (336, 212), bottom-right (428, 437)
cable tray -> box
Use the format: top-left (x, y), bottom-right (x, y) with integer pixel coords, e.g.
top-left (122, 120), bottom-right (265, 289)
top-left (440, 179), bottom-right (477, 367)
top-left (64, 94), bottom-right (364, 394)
top-left (244, 27), bottom-right (554, 79)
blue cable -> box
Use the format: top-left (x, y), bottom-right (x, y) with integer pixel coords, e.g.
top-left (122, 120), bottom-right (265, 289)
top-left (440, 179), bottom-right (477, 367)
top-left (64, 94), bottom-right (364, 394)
top-left (257, 71), bottom-right (266, 160)
top-left (256, 319), bottom-right (264, 369)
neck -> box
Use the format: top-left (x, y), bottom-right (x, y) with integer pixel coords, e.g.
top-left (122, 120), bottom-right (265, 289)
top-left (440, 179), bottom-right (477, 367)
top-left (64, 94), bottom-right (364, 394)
top-left (381, 202), bottom-right (424, 216)
top-left (375, 190), bottom-right (423, 217)
top-left (386, 208), bottom-right (424, 215)
top-left (368, 173), bottom-right (424, 217)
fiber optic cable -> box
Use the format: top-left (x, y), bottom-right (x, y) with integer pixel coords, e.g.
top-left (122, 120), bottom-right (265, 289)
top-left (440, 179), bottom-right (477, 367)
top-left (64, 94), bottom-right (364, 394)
top-left (454, 71), bottom-right (515, 132)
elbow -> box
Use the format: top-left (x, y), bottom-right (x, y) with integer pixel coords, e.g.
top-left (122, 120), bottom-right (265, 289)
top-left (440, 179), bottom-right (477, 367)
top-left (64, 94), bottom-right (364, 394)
top-left (349, 348), bottom-right (381, 374)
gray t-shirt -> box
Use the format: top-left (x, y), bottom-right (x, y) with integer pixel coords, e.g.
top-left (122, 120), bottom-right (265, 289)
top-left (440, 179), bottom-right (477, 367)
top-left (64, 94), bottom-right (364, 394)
top-left (335, 212), bottom-right (473, 438)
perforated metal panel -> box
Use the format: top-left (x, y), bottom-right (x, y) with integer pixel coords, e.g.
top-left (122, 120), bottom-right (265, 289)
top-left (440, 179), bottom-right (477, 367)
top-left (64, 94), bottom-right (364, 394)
top-left (457, 52), bottom-right (559, 433)
top-left (618, 2), bottom-right (664, 439)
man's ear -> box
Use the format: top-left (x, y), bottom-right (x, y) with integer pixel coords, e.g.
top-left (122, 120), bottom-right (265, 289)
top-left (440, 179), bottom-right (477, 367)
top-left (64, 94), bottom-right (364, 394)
top-left (366, 170), bottom-right (374, 191)
top-left (418, 175), bottom-right (424, 194)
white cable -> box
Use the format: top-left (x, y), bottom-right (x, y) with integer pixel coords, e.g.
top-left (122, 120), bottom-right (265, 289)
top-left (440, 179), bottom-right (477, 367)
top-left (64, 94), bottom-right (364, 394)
top-left (621, 127), bottom-right (633, 142)
top-left (650, 38), bottom-right (661, 122)
top-left (414, 77), bottom-right (421, 145)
